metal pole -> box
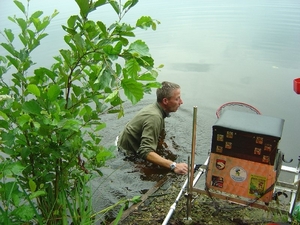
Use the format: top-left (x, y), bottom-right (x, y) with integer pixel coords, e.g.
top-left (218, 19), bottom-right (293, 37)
top-left (186, 157), bottom-right (191, 220)
top-left (187, 106), bottom-right (197, 220)
top-left (190, 106), bottom-right (197, 189)
top-left (192, 157), bottom-right (209, 187)
top-left (162, 106), bottom-right (199, 224)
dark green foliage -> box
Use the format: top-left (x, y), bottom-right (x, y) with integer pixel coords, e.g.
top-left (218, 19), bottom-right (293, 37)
top-left (0, 0), bottom-right (161, 223)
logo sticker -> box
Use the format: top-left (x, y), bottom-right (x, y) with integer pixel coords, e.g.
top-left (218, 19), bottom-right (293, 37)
top-left (230, 166), bottom-right (247, 182)
top-left (216, 159), bottom-right (226, 170)
top-left (249, 175), bottom-right (266, 197)
top-left (211, 175), bottom-right (224, 188)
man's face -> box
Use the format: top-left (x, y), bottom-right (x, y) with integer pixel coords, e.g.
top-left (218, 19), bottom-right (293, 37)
top-left (164, 88), bottom-right (183, 113)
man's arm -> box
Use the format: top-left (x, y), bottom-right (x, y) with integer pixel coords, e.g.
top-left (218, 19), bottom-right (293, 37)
top-left (146, 151), bottom-right (188, 175)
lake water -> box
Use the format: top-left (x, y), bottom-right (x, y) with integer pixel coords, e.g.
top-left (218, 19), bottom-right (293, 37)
top-left (1, 0), bottom-right (300, 220)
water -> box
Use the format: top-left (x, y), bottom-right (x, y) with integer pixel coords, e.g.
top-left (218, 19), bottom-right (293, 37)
top-left (1, 0), bottom-right (300, 219)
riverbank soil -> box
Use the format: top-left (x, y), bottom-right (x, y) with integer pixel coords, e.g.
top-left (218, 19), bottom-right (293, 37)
top-left (120, 175), bottom-right (300, 225)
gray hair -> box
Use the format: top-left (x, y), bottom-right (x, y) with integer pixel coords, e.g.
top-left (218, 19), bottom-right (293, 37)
top-left (156, 81), bottom-right (180, 102)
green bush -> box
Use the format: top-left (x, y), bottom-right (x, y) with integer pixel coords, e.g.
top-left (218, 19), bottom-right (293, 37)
top-left (0, 0), bottom-right (161, 224)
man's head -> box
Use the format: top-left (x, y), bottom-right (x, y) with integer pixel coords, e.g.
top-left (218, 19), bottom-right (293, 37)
top-left (157, 81), bottom-right (183, 113)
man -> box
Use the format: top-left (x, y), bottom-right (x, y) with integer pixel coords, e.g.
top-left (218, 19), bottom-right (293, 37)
top-left (117, 81), bottom-right (188, 175)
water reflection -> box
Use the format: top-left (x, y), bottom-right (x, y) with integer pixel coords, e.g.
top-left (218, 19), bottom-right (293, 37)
top-left (169, 63), bottom-right (212, 72)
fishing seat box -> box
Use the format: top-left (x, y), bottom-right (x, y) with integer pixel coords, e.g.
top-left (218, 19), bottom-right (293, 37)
top-left (206, 110), bottom-right (284, 203)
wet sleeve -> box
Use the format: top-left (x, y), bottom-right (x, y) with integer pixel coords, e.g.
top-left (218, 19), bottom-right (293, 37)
top-left (137, 115), bottom-right (163, 159)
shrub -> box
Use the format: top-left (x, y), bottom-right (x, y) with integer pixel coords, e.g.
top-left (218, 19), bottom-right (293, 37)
top-left (0, 0), bottom-right (161, 224)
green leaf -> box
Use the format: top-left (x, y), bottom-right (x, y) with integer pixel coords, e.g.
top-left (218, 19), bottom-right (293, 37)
top-left (4, 29), bottom-right (14, 42)
top-left (19, 48), bottom-right (29, 61)
top-left (121, 79), bottom-right (143, 104)
top-left (22, 100), bottom-right (42, 115)
top-left (95, 123), bottom-right (106, 131)
top-left (131, 195), bottom-right (141, 204)
top-left (37, 33), bottom-right (48, 42)
top-left (47, 84), bottom-right (60, 101)
top-left (67, 15), bottom-right (78, 29)
top-left (18, 33), bottom-right (28, 46)
top-left (114, 41), bottom-right (122, 54)
top-left (33, 121), bottom-right (40, 129)
top-left (14, 0), bottom-right (26, 14)
top-left (0, 120), bottom-right (9, 130)
top-left (128, 40), bottom-right (151, 57)
top-left (10, 162), bottom-right (25, 175)
top-left (1, 43), bottom-right (18, 57)
top-left (73, 85), bottom-right (82, 96)
top-left (31, 18), bottom-right (41, 31)
top-left (123, 0), bottom-right (138, 11)
top-left (97, 21), bottom-right (107, 34)
top-left (1, 132), bottom-right (15, 147)
top-left (118, 36), bottom-right (129, 46)
top-left (79, 105), bottom-right (92, 116)
top-left (137, 73), bottom-right (156, 81)
top-left (96, 149), bottom-right (113, 163)
top-left (110, 95), bottom-right (122, 107)
top-left (31, 10), bottom-right (43, 19)
top-left (27, 84), bottom-right (40, 97)
top-left (136, 16), bottom-right (154, 29)
top-left (114, 205), bottom-right (125, 225)
top-left (109, 1), bottom-right (120, 15)
top-left (12, 205), bottom-right (35, 221)
top-left (145, 81), bottom-right (161, 88)
top-left (102, 46), bottom-right (113, 55)
top-left (94, 0), bottom-right (107, 8)
top-left (150, 69), bottom-right (159, 78)
top-left (8, 16), bottom-right (16, 23)
top-left (2, 182), bottom-right (17, 199)
top-left (29, 179), bottom-right (37, 192)
top-left (95, 70), bottom-right (111, 90)
top-left (16, 18), bottom-right (27, 32)
top-left (58, 119), bottom-right (81, 131)
top-left (27, 29), bottom-right (35, 39)
top-left (12, 193), bottom-right (20, 207)
top-left (0, 111), bottom-right (9, 121)
top-left (31, 17), bottom-right (40, 31)
top-left (73, 33), bottom-right (85, 52)
top-left (115, 63), bottom-right (122, 77)
top-left (16, 114), bottom-right (31, 127)
top-left (75, 0), bottom-right (90, 19)
top-left (60, 49), bottom-right (72, 66)
top-left (37, 20), bottom-right (50, 32)
top-left (138, 56), bottom-right (154, 68)
top-left (51, 9), bottom-right (59, 19)
top-left (112, 24), bottom-right (135, 37)
top-left (62, 25), bottom-right (77, 35)
top-left (152, 22), bottom-right (157, 31)
top-left (29, 190), bottom-right (47, 200)
top-left (6, 55), bottom-right (20, 69)
top-left (105, 90), bottom-right (118, 103)
top-left (125, 58), bottom-right (140, 79)
top-left (34, 67), bottom-right (57, 81)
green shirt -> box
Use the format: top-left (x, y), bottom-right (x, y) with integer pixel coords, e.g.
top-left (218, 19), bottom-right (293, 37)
top-left (117, 102), bottom-right (168, 159)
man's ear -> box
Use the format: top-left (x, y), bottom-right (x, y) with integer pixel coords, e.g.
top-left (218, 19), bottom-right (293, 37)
top-left (162, 98), bottom-right (168, 105)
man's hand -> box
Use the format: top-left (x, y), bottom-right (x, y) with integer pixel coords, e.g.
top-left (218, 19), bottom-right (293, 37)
top-left (146, 152), bottom-right (188, 175)
top-left (173, 162), bottom-right (188, 175)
